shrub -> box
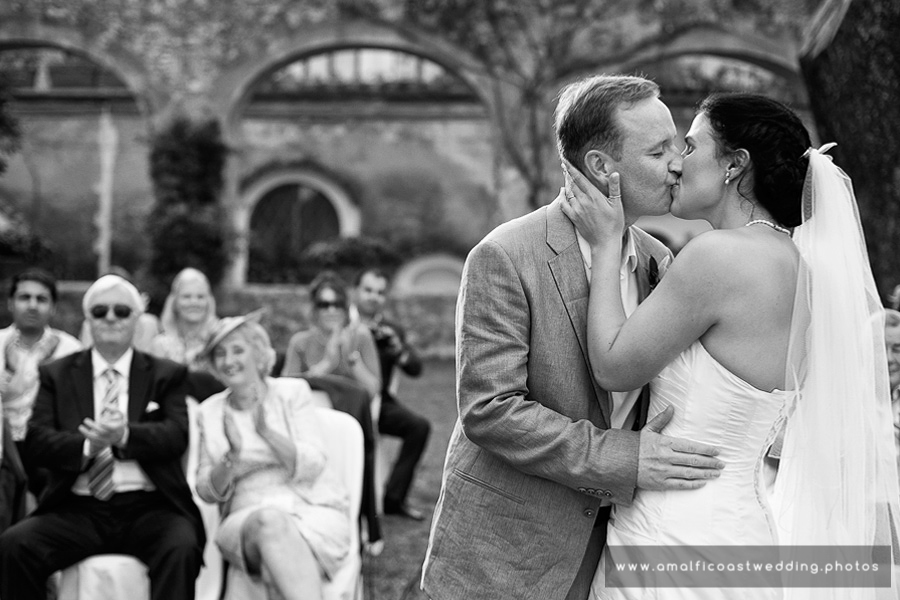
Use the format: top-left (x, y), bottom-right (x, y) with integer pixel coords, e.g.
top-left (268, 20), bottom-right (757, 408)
top-left (300, 235), bottom-right (403, 283)
top-left (146, 116), bottom-right (229, 302)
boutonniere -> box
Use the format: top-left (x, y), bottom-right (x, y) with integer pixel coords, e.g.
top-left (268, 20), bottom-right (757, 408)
top-left (648, 255), bottom-right (672, 294)
top-left (649, 257), bottom-right (660, 294)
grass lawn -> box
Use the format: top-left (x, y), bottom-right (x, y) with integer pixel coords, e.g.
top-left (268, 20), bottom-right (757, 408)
top-left (364, 358), bottom-right (457, 600)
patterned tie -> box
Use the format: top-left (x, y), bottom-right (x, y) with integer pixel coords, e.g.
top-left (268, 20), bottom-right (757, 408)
top-left (87, 368), bottom-right (121, 500)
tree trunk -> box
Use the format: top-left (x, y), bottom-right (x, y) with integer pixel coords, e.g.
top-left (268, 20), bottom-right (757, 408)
top-left (799, 0), bottom-right (900, 300)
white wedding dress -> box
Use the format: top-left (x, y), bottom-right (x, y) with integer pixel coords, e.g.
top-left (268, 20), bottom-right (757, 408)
top-left (592, 340), bottom-right (791, 600)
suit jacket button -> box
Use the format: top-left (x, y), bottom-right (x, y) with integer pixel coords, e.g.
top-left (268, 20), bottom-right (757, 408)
top-left (584, 508), bottom-right (595, 518)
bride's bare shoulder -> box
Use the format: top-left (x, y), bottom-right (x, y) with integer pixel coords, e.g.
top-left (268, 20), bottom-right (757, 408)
top-left (669, 228), bottom-right (796, 289)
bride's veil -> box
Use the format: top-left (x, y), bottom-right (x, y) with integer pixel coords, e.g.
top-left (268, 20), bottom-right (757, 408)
top-left (773, 144), bottom-right (900, 599)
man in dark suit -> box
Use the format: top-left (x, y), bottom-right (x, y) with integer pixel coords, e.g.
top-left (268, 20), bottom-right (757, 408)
top-left (0, 274), bottom-right (204, 600)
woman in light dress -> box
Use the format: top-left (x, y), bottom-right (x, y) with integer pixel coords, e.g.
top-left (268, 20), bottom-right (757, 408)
top-left (195, 312), bottom-right (350, 600)
top-left (562, 93), bottom-right (900, 600)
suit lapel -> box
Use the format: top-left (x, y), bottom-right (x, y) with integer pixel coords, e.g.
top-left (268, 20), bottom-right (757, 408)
top-left (128, 351), bottom-right (151, 422)
top-left (546, 197), bottom-right (611, 427)
top-left (71, 351), bottom-right (95, 419)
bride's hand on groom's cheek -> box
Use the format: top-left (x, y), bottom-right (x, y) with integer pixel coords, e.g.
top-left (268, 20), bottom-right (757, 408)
top-left (636, 405), bottom-right (725, 491)
top-left (560, 160), bottom-right (624, 247)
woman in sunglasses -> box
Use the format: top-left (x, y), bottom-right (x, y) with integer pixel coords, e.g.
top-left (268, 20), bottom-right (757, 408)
top-left (281, 271), bottom-right (381, 400)
top-left (281, 271), bottom-right (384, 549)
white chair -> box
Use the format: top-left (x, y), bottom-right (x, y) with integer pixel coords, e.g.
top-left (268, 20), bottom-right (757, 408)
top-left (57, 397), bottom-right (223, 600)
top-left (310, 389), bottom-right (333, 408)
top-left (223, 407), bottom-right (365, 600)
top-left (56, 554), bottom-right (149, 600)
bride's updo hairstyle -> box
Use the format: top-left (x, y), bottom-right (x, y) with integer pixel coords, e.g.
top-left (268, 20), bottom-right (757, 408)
top-left (699, 93), bottom-right (812, 227)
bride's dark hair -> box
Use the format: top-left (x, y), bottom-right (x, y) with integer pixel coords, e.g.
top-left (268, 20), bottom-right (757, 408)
top-left (699, 93), bottom-right (812, 227)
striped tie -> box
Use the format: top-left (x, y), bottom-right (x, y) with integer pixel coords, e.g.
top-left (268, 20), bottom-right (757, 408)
top-left (87, 368), bottom-right (120, 501)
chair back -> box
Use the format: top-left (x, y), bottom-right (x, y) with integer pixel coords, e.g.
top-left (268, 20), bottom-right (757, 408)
top-left (313, 407), bottom-right (365, 599)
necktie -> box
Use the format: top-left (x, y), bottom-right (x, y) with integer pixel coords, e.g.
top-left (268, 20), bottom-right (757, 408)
top-left (87, 368), bottom-right (121, 500)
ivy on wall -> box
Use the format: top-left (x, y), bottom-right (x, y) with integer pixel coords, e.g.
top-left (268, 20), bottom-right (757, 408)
top-left (146, 115), bottom-right (229, 303)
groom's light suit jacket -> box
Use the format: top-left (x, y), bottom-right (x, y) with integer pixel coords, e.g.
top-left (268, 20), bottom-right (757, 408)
top-left (422, 196), bottom-right (672, 600)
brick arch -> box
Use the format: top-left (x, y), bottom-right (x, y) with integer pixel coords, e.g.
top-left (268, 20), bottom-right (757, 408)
top-left (210, 19), bottom-right (498, 143)
top-left (623, 25), bottom-right (800, 80)
top-left (0, 18), bottom-right (162, 117)
top-left (558, 24), bottom-right (802, 90)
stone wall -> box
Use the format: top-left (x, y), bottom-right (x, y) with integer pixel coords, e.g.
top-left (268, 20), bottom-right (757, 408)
top-left (0, 107), bottom-right (153, 279)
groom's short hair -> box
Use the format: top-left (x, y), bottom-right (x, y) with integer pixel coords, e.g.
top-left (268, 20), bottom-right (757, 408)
top-left (555, 75), bottom-right (660, 171)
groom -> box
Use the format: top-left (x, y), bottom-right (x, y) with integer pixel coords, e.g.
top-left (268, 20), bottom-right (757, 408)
top-left (421, 75), bottom-right (724, 600)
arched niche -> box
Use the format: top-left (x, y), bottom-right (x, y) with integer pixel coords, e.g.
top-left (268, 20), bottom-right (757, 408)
top-left (240, 168), bottom-right (360, 284)
top-left (392, 254), bottom-right (465, 297)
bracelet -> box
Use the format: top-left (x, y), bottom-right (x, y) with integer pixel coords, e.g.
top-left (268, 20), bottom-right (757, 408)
top-left (348, 351), bottom-right (361, 366)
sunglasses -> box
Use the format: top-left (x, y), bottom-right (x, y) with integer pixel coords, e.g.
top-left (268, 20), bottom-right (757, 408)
top-left (89, 304), bottom-right (133, 320)
top-left (315, 300), bottom-right (345, 310)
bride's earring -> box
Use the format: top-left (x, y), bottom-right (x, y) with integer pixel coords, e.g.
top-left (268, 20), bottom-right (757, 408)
top-left (724, 170), bottom-right (731, 185)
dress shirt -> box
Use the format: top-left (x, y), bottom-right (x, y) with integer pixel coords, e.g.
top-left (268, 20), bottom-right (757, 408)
top-left (72, 348), bottom-right (156, 495)
top-left (0, 325), bottom-right (82, 440)
top-left (576, 227), bottom-right (640, 431)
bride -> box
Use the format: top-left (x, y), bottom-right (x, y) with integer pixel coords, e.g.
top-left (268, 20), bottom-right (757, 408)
top-left (561, 92), bottom-right (900, 600)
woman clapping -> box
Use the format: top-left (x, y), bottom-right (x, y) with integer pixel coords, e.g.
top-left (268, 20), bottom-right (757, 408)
top-left (195, 312), bottom-right (351, 600)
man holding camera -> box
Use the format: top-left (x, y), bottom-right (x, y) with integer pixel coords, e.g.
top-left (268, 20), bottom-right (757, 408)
top-left (354, 268), bottom-right (431, 520)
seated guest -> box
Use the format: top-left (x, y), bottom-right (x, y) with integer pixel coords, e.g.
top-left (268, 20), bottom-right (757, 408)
top-left (0, 274), bottom-right (205, 600)
top-left (80, 267), bottom-right (161, 354)
top-left (282, 271), bottom-right (381, 400)
top-left (195, 312), bottom-right (351, 600)
top-left (0, 269), bottom-right (82, 495)
top-left (281, 271), bottom-right (383, 544)
top-left (150, 267), bottom-right (223, 401)
top-left (354, 268), bottom-right (431, 521)
top-left (151, 267), bottom-right (218, 369)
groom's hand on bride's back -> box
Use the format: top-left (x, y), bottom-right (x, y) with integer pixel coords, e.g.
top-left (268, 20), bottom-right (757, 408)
top-left (637, 405), bottom-right (724, 491)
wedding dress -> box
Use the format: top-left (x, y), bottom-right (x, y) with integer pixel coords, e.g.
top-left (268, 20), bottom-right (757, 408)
top-left (591, 341), bottom-right (789, 600)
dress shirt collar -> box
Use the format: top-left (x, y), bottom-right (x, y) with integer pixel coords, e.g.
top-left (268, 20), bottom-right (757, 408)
top-left (91, 347), bottom-right (133, 379)
top-left (8, 325), bottom-right (53, 350)
top-left (576, 227), bottom-right (638, 275)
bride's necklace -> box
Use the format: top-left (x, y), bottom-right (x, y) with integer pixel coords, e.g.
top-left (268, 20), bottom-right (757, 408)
top-left (745, 219), bottom-right (791, 235)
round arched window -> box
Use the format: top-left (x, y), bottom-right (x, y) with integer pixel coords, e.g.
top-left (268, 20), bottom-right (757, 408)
top-left (248, 183), bottom-right (340, 283)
